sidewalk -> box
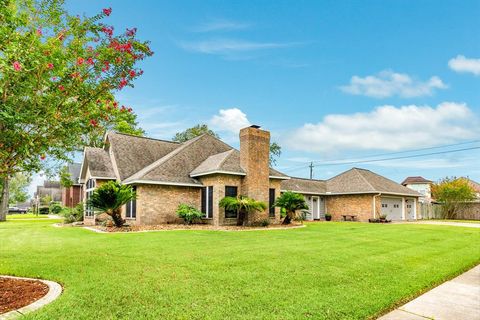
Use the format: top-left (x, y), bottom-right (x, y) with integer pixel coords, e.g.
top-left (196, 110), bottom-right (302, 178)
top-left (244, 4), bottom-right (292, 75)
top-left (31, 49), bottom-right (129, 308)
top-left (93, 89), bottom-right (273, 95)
top-left (399, 221), bottom-right (480, 228)
top-left (379, 265), bottom-right (480, 320)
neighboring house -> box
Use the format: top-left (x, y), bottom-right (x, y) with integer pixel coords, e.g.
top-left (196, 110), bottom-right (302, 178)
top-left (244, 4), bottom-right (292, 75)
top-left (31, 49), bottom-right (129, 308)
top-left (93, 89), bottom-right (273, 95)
top-left (61, 163), bottom-right (83, 208)
top-left (34, 181), bottom-right (62, 203)
top-left (79, 126), bottom-right (420, 225)
top-left (466, 178), bottom-right (480, 200)
top-left (401, 176), bottom-right (433, 203)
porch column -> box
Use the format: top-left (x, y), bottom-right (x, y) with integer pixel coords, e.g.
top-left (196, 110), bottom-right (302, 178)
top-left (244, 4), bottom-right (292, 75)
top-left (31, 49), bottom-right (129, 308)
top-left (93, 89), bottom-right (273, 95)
top-left (413, 198), bottom-right (417, 220)
top-left (401, 197), bottom-right (406, 220)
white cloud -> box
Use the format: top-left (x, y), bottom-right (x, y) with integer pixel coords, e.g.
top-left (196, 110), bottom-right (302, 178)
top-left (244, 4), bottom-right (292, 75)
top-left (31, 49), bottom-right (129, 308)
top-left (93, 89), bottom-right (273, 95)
top-left (448, 55), bottom-right (480, 76)
top-left (210, 108), bottom-right (251, 133)
top-left (193, 19), bottom-right (251, 32)
top-left (286, 102), bottom-right (479, 153)
top-left (179, 39), bottom-right (297, 55)
top-left (340, 70), bottom-right (447, 98)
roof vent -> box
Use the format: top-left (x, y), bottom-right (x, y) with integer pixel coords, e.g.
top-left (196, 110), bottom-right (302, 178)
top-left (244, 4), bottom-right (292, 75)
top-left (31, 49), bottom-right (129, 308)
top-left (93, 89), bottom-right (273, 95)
top-left (250, 125), bottom-right (261, 129)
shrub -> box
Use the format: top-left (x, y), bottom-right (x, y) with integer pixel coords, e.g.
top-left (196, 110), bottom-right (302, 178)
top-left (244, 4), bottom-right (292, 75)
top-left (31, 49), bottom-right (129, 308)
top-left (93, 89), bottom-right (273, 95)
top-left (176, 204), bottom-right (203, 224)
top-left (260, 219), bottom-right (270, 227)
top-left (49, 202), bottom-right (63, 214)
top-left (274, 191), bottom-right (309, 225)
top-left (62, 203), bottom-right (84, 223)
top-left (39, 207), bottom-right (49, 215)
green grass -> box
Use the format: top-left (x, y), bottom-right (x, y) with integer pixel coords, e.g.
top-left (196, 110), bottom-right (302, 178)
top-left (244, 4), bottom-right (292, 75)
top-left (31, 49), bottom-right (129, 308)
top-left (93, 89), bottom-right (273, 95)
top-left (6, 213), bottom-right (49, 219)
top-left (426, 219), bottom-right (480, 224)
top-left (0, 221), bottom-right (479, 319)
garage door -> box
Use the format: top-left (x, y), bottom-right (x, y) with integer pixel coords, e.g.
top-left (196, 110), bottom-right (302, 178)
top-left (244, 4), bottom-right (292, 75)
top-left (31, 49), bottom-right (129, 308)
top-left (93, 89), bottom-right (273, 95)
top-left (381, 197), bottom-right (403, 220)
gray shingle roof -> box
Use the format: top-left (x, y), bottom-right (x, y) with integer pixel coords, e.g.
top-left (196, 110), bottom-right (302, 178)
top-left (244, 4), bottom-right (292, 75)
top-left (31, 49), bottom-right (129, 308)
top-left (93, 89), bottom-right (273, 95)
top-left (190, 149), bottom-right (245, 177)
top-left (108, 132), bottom-right (180, 180)
top-left (84, 147), bottom-right (116, 178)
top-left (401, 176), bottom-right (432, 185)
top-left (327, 168), bottom-right (420, 196)
top-left (281, 178), bottom-right (327, 194)
top-left (67, 163), bottom-right (82, 185)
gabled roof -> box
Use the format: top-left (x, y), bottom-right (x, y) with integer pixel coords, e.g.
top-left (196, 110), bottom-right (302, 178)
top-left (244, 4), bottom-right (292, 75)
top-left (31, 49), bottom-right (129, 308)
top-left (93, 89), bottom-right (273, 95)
top-left (83, 147), bottom-right (116, 179)
top-left (123, 134), bottom-right (233, 185)
top-left (467, 178), bottom-right (480, 193)
top-left (190, 149), bottom-right (245, 177)
top-left (281, 177), bottom-right (327, 194)
top-left (327, 168), bottom-right (420, 196)
top-left (401, 176), bottom-right (432, 185)
top-left (107, 132), bottom-right (180, 180)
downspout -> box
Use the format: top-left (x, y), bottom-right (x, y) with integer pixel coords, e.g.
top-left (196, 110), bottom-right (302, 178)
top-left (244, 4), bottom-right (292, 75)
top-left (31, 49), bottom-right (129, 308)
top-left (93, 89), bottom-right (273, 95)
top-left (373, 193), bottom-right (381, 219)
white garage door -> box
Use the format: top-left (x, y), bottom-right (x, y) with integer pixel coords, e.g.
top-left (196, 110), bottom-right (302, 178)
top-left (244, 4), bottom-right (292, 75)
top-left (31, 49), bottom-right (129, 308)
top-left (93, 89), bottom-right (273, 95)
top-left (381, 197), bottom-right (403, 220)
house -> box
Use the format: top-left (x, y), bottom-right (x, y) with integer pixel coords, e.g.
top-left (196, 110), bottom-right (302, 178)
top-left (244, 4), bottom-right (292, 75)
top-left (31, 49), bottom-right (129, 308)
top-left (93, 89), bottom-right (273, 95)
top-left (401, 176), bottom-right (433, 203)
top-left (284, 169), bottom-right (420, 221)
top-left (79, 126), bottom-right (420, 225)
top-left (34, 181), bottom-right (62, 203)
top-left (466, 178), bottom-right (480, 200)
top-left (61, 163), bottom-right (83, 208)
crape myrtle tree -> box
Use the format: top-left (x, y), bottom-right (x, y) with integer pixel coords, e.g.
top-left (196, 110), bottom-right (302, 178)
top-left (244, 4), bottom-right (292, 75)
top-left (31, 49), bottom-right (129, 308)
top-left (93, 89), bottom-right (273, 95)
top-left (431, 177), bottom-right (476, 219)
top-left (0, 0), bottom-right (153, 221)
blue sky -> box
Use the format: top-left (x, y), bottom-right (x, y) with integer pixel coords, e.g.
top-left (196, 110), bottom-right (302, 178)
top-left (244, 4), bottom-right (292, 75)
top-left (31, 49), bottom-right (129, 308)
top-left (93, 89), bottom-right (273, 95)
top-left (31, 0), bottom-right (480, 192)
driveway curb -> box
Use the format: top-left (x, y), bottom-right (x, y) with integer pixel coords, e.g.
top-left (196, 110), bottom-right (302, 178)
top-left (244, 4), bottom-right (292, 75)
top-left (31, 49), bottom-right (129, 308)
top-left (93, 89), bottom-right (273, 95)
top-left (0, 276), bottom-right (62, 320)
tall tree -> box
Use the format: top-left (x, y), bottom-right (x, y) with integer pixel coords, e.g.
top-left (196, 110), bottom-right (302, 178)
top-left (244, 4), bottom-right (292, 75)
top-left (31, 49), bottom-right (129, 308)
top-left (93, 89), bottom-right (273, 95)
top-left (172, 124), bottom-right (282, 166)
top-left (0, 0), bottom-right (153, 221)
top-left (172, 124), bottom-right (219, 142)
top-left (8, 173), bottom-right (31, 205)
top-left (431, 177), bottom-right (476, 219)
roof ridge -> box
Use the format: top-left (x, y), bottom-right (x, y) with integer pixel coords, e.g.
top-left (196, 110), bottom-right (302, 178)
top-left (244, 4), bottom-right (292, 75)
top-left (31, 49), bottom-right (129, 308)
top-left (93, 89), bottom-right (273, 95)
top-left (109, 131), bottom-right (180, 144)
top-left (290, 176), bottom-right (325, 182)
top-left (124, 134), bottom-right (209, 182)
top-left (216, 149), bottom-right (235, 170)
top-left (353, 168), bottom-right (376, 191)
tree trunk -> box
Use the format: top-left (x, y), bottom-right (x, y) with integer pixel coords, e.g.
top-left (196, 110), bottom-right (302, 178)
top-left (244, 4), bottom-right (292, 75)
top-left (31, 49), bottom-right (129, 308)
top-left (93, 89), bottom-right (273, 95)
top-left (0, 176), bottom-right (9, 222)
top-left (237, 209), bottom-right (246, 226)
top-left (111, 210), bottom-right (124, 227)
top-left (282, 211), bottom-right (292, 225)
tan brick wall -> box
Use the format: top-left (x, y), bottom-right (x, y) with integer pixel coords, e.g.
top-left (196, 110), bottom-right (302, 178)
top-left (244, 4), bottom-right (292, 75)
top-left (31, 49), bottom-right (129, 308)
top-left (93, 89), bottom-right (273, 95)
top-left (239, 127), bottom-right (271, 224)
top-left (134, 184), bottom-right (202, 225)
top-left (326, 194), bottom-right (374, 221)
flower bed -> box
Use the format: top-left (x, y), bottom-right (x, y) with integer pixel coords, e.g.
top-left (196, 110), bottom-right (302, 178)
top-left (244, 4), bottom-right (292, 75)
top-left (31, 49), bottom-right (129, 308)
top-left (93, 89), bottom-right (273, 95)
top-left (88, 223), bottom-right (305, 233)
top-left (0, 277), bottom-right (49, 314)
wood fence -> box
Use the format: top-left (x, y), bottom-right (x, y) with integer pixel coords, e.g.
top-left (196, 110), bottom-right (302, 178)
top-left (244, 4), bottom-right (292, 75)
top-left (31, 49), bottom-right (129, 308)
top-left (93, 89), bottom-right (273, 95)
top-left (418, 202), bottom-right (480, 220)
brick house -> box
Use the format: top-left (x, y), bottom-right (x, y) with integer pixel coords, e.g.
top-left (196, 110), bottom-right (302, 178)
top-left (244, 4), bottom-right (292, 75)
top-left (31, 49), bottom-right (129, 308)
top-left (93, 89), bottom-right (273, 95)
top-left (61, 163), bottom-right (83, 208)
top-left (79, 126), bottom-right (420, 225)
top-left (401, 176), bottom-right (433, 203)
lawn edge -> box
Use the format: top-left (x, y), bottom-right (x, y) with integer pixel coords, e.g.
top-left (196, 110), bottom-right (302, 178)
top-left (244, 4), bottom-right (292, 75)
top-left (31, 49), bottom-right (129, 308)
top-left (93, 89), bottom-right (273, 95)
top-left (371, 261), bottom-right (480, 319)
top-left (0, 276), bottom-right (62, 320)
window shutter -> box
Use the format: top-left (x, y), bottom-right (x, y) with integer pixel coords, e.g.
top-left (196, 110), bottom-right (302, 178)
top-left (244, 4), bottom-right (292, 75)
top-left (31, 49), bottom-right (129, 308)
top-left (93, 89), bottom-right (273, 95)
top-left (201, 187), bottom-right (207, 215)
top-left (269, 188), bottom-right (275, 217)
top-left (207, 186), bottom-right (213, 218)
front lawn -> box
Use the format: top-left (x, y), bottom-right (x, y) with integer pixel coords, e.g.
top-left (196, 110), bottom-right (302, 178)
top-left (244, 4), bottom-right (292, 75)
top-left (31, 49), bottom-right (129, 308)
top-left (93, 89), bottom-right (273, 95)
top-left (0, 220), bottom-right (478, 319)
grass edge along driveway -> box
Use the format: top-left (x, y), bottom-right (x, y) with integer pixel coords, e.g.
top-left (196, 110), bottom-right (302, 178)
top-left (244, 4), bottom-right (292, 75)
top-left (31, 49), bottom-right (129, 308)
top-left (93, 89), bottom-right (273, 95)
top-left (0, 220), bottom-right (479, 319)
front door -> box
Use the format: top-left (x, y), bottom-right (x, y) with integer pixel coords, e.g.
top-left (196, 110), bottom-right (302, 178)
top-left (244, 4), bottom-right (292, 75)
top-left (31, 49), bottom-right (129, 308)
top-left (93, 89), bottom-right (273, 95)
top-left (405, 199), bottom-right (415, 220)
top-left (312, 196), bottom-right (320, 220)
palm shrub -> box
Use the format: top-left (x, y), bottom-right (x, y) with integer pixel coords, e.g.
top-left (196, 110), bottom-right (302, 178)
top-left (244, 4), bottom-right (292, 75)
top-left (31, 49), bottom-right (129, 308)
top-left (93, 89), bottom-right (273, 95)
top-left (219, 195), bottom-right (267, 226)
top-left (274, 191), bottom-right (309, 224)
top-left (87, 181), bottom-right (135, 227)
top-left (176, 204), bottom-right (203, 224)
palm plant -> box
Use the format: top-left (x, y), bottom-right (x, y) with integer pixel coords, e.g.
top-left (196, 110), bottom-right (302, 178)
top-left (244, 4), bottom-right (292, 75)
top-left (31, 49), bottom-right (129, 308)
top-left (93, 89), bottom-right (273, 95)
top-left (87, 181), bottom-right (136, 227)
top-left (219, 195), bottom-right (267, 226)
top-left (274, 191), bottom-right (309, 224)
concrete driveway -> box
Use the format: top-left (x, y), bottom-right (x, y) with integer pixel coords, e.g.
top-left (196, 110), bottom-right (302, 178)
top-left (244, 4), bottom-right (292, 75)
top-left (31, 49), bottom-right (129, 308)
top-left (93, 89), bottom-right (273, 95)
top-left (399, 220), bottom-right (480, 228)
top-left (379, 265), bottom-right (480, 320)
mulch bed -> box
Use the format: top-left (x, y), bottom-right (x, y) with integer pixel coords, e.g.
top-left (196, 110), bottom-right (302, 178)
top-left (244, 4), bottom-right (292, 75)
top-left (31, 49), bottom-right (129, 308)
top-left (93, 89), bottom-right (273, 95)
top-left (0, 277), bottom-right (49, 314)
top-left (91, 223), bottom-right (304, 233)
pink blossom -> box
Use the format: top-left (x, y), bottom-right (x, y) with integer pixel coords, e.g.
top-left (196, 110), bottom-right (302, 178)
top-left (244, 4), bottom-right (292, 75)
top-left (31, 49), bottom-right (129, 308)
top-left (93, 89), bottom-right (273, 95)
top-left (118, 78), bottom-right (128, 89)
top-left (126, 28), bottom-right (137, 36)
top-left (40, 154), bottom-right (46, 160)
top-left (129, 70), bottom-right (136, 77)
top-left (47, 63), bottom-right (54, 69)
top-left (36, 28), bottom-right (42, 36)
top-left (77, 57), bottom-right (84, 65)
top-left (58, 85), bottom-right (65, 91)
top-left (103, 7), bottom-right (112, 16)
top-left (12, 61), bottom-right (22, 71)
top-left (86, 57), bottom-right (94, 65)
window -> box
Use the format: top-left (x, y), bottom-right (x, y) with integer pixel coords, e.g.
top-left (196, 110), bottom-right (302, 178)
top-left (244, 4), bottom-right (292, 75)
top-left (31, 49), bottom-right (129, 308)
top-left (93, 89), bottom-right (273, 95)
top-left (201, 186), bottom-right (214, 219)
top-left (85, 179), bottom-right (96, 217)
top-left (382, 203), bottom-right (388, 208)
top-left (269, 188), bottom-right (275, 217)
top-left (126, 186), bottom-right (137, 219)
top-left (224, 186), bottom-right (238, 218)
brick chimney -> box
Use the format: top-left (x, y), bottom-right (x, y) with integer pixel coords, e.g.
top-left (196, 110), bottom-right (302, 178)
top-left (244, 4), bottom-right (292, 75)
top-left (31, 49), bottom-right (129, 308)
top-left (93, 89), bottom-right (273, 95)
top-left (240, 125), bottom-right (270, 223)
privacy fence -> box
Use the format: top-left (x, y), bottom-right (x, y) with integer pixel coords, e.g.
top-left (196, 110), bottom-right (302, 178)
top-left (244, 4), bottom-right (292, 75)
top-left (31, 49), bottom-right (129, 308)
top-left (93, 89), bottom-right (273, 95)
top-left (418, 202), bottom-right (480, 220)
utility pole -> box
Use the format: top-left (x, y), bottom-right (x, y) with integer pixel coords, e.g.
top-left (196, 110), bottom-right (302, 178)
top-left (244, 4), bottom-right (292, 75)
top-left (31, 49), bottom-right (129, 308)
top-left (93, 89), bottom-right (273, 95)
top-left (309, 162), bottom-right (314, 179)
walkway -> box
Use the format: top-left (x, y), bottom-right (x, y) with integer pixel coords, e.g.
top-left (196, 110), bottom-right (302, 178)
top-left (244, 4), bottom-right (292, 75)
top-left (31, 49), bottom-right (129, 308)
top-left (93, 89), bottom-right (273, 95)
top-left (399, 220), bottom-right (480, 228)
top-left (379, 265), bottom-right (480, 320)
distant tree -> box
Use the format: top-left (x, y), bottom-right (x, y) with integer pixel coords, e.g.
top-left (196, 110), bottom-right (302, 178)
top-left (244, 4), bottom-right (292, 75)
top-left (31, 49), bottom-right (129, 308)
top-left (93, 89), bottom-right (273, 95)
top-left (274, 191), bottom-right (309, 224)
top-left (8, 173), bottom-right (31, 205)
top-left (59, 166), bottom-right (73, 188)
top-left (173, 124), bottom-right (282, 165)
top-left (172, 124), bottom-right (219, 143)
top-left (0, 0), bottom-right (153, 221)
top-left (41, 194), bottom-right (52, 206)
top-left (219, 195), bottom-right (267, 226)
top-left (431, 177), bottom-right (476, 219)
top-left (87, 181), bottom-right (135, 227)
